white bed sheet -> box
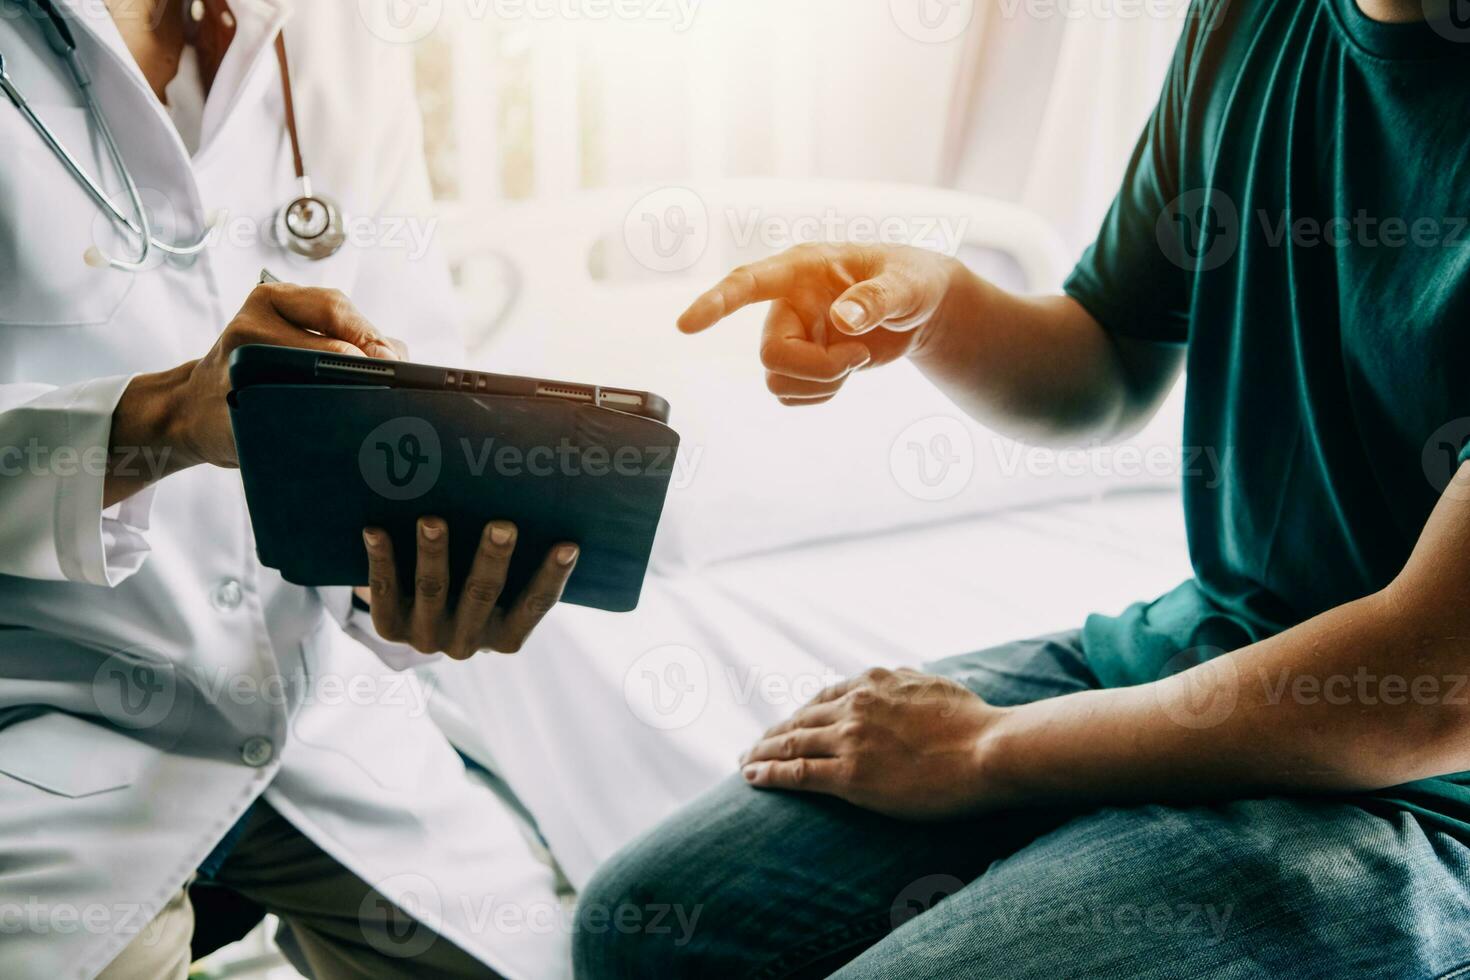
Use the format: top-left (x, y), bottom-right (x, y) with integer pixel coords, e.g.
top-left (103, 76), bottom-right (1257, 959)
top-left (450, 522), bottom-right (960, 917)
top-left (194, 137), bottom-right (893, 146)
top-left (432, 488), bottom-right (1191, 888)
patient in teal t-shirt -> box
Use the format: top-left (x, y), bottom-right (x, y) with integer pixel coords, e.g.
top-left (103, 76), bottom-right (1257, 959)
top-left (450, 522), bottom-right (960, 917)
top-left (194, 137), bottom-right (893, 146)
top-left (576, 0), bottom-right (1470, 976)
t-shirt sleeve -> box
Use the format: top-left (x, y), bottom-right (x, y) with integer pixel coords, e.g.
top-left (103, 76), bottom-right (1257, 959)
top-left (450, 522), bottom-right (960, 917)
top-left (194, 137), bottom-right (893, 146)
top-left (1062, 0), bottom-right (1217, 344)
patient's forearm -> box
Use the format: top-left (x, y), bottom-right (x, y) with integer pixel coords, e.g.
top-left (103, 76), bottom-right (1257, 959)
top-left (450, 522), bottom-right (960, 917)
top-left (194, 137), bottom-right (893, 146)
top-left (910, 270), bottom-right (1181, 445)
top-left (984, 585), bottom-right (1470, 809)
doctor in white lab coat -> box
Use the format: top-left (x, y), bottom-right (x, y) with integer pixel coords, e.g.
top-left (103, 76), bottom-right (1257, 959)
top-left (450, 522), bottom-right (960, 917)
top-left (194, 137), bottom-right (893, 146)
top-left (0, 2), bottom-right (577, 977)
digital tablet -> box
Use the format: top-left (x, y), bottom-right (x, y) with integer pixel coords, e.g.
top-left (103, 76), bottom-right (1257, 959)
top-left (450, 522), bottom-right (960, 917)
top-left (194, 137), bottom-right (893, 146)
top-left (227, 344), bottom-right (680, 613)
top-left (229, 342), bottom-right (673, 423)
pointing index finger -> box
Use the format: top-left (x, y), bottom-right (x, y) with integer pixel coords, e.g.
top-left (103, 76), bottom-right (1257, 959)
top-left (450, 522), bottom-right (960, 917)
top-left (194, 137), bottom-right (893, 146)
top-left (677, 250), bottom-right (822, 334)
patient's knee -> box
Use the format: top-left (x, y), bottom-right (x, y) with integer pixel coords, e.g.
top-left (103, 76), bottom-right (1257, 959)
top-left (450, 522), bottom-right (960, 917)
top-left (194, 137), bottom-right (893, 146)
top-left (573, 840), bottom-right (700, 979)
top-left (574, 777), bottom-right (781, 978)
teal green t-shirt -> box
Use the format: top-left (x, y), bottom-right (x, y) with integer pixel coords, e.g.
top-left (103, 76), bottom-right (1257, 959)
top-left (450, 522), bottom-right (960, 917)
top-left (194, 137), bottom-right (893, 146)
top-left (1063, 0), bottom-right (1470, 829)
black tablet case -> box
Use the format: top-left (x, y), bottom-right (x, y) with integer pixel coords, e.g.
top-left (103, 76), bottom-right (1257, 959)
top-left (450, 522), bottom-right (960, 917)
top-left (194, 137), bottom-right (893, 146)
top-left (228, 384), bottom-right (679, 612)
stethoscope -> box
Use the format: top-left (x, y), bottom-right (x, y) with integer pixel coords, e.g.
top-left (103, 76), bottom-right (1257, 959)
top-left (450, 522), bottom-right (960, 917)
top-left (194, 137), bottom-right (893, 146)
top-left (0, 0), bottom-right (345, 271)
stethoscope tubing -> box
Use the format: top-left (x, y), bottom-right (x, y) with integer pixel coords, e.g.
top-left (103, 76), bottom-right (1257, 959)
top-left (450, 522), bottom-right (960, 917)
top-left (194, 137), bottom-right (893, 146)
top-left (0, 40), bottom-right (211, 269)
top-left (73, 58), bottom-right (215, 268)
top-left (80, 74), bottom-right (215, 262)
top-left (4, 0), bottom-right (207, 269)
top-left (3, 0), bottom-right (327, 271)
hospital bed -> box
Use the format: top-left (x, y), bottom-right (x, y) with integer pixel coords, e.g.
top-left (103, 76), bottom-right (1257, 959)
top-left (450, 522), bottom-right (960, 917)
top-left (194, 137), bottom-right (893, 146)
top-left (193, 179), bottom-right (1189, 977)
top-left (426, 178), bottom-right (1192, 888)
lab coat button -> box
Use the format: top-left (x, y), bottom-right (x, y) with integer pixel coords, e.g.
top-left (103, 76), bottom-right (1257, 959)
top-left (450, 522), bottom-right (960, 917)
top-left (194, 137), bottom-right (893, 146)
top-left (240, 737), bottom-right (274, 768)
top-left (211, 579), bottom-right (243, 612)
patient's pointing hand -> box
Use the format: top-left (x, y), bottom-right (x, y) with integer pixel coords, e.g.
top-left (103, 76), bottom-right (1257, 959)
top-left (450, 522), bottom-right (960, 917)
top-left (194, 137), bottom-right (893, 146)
top-left (359, 518), bottom-right (578, 658)
top-left (677, 244), bottom-right (963, 406)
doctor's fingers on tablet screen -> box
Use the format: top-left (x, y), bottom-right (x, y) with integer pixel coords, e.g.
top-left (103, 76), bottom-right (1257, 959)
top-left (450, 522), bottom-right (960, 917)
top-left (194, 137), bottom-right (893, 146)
top-left (676, 243), bottom-right (957, 405)
top-left (235, 282), bottom-right (403, 361)
top-left (173, 284), bottom-right (405, 470)
top-left (361, 518), bottom-right (580, 659)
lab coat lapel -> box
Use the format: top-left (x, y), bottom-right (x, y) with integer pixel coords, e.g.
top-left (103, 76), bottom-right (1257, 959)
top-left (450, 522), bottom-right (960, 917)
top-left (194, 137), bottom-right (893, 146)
top-left (45, 0), bottom-right (200, 226)
top-left (193, 0), bottom-right (292, 163)
top-left (43, 0), bottom-right (295, 234)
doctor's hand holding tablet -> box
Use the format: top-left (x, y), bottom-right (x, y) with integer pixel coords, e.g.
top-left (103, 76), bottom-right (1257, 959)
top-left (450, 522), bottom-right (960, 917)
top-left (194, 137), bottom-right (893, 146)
top-left (105, 280), bottom-right (580, 659)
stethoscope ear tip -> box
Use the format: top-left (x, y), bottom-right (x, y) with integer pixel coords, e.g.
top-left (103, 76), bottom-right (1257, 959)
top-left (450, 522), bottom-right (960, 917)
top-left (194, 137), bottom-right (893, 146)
top-left (82, 246), bottom-right (109, 268)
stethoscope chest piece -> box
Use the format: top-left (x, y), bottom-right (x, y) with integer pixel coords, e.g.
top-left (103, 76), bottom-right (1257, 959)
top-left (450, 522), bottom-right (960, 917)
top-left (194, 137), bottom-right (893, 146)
top-left (275, 192), bottom-right (345, 260)
top-left (4, 3), bottom-right (348, 270)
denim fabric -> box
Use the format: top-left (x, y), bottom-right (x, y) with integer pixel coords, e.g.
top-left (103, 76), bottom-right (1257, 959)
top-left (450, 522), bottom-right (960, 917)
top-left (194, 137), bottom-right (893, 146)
top-left (574, 632), bottom-right (1470, 979)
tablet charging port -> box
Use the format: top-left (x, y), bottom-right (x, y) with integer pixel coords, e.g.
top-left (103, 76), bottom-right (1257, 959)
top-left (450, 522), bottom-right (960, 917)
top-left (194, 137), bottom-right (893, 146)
top-left (597, 390), bottom-right (645, 409)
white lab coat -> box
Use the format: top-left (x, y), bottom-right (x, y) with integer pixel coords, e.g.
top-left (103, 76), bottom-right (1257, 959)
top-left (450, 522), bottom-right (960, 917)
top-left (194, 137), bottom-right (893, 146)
top-left (0, 2), bottom-right (568, 977)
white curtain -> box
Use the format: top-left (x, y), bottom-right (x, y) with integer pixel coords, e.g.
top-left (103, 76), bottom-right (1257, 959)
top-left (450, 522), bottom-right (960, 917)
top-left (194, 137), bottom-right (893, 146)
top-left (411, 1), bottom-right (1181, 251)
top-left (941, 3), bottom-right (1183, 252)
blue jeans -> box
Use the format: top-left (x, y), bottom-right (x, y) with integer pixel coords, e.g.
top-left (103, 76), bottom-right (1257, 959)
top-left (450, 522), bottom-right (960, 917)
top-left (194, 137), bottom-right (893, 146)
top-left (573, 632), bottom-right (1470, 979)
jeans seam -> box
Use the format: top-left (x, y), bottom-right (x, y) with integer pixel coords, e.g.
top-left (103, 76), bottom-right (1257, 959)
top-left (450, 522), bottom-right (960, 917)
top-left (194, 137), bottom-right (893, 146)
top-left (1436, 963), bottom-right (1470, 980)
top-left (748, 909), bottom-right (894, 980)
